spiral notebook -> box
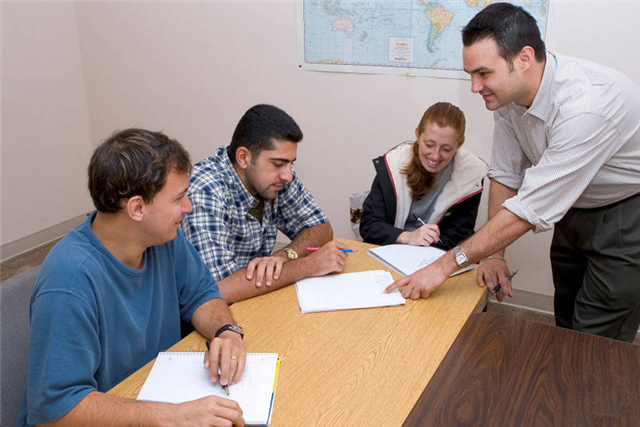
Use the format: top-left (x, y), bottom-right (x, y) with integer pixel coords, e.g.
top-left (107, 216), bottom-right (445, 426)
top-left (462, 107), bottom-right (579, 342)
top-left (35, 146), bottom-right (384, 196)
top-left (137, 352), bottom-right (280, 426)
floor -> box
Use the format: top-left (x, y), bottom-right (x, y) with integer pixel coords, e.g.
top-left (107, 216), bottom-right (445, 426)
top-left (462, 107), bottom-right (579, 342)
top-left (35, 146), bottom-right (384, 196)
top-left (2, 238), bottom-right (637, 345)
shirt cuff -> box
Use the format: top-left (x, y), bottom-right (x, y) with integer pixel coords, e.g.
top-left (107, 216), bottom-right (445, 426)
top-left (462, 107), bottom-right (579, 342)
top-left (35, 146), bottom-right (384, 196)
top-left (488, 169), bottom-right (524, 190)
top-left (503, 197), bottom-right (552, 233)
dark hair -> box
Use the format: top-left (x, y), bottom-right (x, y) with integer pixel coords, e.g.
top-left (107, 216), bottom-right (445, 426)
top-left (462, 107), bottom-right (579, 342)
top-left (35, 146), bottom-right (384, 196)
top-left (227, 104), bottom-right (303, 163)
top-left (462, 3), bottom-right (546, 68)
top-left (402, 102), bottom-right (466, 201)
top-left (88, 128), bottom-right (192, 213)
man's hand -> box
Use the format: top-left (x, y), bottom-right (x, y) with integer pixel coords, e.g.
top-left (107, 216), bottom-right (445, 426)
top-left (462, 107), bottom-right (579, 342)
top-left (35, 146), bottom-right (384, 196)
top-left (397, 224), bottom-right (441, 246)
top-left (307, 241), bottom-right (348, 276)
top-left (174, 395), bottom-right (245, 427)
top-left (477, 258), bottom-right (513, 302)
top-left (384, 258), bottom-right (450, 300)
top-left (204, 333), bottom-right (246, 388)
top-left (246, 255), bottom-right (285, 288)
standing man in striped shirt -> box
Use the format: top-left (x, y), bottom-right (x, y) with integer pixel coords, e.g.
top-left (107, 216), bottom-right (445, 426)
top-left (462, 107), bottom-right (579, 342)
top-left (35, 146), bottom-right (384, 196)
top-left (385, 3), bottom-right (640, 342)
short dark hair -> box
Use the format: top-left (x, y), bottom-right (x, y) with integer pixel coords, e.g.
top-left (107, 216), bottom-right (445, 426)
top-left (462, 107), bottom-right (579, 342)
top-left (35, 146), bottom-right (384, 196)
top-left (227, 104), bottom-right (303, 163)
top-left (88, 128), bottom-right (192, 213)
top-left (462, 3), bottom-right (546, 68)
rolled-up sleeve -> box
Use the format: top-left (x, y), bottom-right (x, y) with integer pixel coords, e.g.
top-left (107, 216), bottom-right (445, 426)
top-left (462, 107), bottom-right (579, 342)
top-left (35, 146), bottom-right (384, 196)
top-left (503, 112), bottom-right (623, 232)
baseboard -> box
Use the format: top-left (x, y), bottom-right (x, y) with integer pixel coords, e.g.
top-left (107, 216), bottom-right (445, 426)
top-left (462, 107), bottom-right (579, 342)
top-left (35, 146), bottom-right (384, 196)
top-left (489, 288), bottom-right (554, 316)
top-left (0, 213), bottom-right (90, 261)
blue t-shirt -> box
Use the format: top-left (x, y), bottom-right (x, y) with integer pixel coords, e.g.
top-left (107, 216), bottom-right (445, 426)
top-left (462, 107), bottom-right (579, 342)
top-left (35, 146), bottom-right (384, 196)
top-left (18, 212), bottom-right (222, 426)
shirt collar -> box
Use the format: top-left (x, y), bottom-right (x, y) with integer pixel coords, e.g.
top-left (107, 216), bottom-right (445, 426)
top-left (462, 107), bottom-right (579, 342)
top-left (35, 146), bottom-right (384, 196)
top-left (526, 51), bottom-right (557, 122)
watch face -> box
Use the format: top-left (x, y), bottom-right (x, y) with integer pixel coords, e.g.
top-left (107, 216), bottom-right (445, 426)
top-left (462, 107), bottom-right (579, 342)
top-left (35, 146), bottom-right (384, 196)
top-left (454, 246), bottom-right (468, 267)
top-left (286, 248), bottom-right (298, 260)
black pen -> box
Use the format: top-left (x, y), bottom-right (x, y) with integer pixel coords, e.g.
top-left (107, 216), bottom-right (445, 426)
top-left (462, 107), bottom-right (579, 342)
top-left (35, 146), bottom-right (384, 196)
top-left (205, 340), bottom-right (229, 395)
top-left (412, 214), bottom-right (442, 244)
top-left (490, 269), bottom-right (518, 295)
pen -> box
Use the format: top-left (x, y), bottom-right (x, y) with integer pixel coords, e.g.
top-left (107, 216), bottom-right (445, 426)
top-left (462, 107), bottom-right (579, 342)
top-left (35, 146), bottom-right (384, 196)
top-left (205, 340), bottom-right (229, 396)
top-left (412, 213), bottom-right (427, 226)
top-left (306, 247), bottom-right (357, 253)
top-left (490, 269), bottom-right (518, 295)
top-left (412, 214), bottom-right (443, 244)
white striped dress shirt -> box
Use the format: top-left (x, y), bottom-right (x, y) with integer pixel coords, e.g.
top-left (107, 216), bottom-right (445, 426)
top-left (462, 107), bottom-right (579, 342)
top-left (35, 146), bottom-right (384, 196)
top-left (489, 52), bottom-right (640, 232)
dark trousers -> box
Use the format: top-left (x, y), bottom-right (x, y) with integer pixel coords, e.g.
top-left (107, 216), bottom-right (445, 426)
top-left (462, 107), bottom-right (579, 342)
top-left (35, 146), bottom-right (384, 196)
top-left (550, 193), bottom-right (640, 342)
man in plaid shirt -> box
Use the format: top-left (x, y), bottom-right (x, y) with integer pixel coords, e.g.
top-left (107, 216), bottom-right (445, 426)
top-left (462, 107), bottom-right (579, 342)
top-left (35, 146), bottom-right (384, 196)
top-left (182, 104), bottom-right (348, 303)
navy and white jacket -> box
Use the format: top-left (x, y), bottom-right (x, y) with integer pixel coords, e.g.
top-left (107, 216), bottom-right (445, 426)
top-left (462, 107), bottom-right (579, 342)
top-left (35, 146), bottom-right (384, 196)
top-left (360, 142), bottom-right (488, 250)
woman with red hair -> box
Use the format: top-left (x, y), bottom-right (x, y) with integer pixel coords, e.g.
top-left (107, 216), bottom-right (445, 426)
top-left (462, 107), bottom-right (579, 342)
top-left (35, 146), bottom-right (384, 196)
top-left (360, 102), bottom-right (488, 250)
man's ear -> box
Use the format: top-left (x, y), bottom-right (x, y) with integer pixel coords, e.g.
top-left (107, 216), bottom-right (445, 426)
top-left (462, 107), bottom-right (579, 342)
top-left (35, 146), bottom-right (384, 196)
top-left (125, 196), bottom-right (145, 223)
top-left (235, 147), bottom-right (252, 170)
top-left (517, 46), bottom-right (536, 72)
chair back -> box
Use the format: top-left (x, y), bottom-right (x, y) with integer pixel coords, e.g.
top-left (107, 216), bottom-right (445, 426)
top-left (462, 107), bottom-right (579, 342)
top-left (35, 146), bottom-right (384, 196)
top-left (1, 267), bottom-right (40, 427)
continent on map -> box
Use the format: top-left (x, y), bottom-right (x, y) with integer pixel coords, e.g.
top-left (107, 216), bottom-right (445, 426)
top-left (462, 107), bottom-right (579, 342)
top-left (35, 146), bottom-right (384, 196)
top-left (333, 16), bottom-right (354, 35)
top-left (465, 0), bottom-right (491, 6)
top-left (424, 4), bottom-right (453, 52)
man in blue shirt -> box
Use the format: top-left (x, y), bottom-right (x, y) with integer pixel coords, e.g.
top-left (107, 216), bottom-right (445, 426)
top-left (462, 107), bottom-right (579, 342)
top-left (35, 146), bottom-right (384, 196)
top-left (182, 104), bottom-right (349, 303)
top-left (19, 129), bottom-right (247, 426)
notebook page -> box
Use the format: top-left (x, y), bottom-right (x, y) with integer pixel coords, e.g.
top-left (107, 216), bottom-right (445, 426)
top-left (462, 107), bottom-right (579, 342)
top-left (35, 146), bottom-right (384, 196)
top-left (368, 244), bottom-right (474, 276)
top-left (137, 352), bottom-right (278, 426)
top-left (295, 270), bottom-right (405, 313)
top-left (369, 245), bottom-right (446, 275)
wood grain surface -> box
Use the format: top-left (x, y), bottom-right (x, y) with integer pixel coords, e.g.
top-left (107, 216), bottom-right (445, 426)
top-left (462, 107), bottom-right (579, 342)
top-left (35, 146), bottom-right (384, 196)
top-left (108, 238), bottom-right (487, 426)
top-left (403, 312), bottom-right (640, 427)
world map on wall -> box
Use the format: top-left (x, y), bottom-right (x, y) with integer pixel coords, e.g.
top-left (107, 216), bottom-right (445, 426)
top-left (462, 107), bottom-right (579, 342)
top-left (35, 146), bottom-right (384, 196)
top-left (301, 0), bottom-right (550, 75)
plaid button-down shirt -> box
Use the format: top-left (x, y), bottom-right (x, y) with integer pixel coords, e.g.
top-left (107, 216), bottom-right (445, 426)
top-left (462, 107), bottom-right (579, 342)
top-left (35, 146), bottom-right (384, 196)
top-left (181, 146), bottom-right (329, 281)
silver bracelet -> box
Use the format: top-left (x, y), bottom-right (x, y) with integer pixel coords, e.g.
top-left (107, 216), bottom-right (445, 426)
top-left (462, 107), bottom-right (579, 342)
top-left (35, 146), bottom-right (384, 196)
top-left (479, 255), bottom-right (506, 264)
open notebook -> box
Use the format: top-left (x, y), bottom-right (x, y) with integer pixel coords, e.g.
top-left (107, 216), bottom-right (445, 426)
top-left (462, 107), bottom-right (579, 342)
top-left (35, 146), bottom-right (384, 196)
top-left (295, 270), bottom-right (405, 313)
top-left (137, 352), bottom-right (280, 426)
top-left (368, 244), bottom-right (474, 277)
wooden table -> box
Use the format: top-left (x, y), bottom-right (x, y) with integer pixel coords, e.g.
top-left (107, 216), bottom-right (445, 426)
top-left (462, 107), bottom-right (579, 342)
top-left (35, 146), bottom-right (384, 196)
top-left (403, 312), bottom-right (640, 427)
top-left (108, 238), bottom-right (487, 426)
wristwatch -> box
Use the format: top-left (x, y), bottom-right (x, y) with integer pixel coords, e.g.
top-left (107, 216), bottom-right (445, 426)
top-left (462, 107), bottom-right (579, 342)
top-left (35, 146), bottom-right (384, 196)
top-left (284, 247), bottom-right (299, 260)
top-left (453, 246), bottom-right (470, 268)
top-left (215, 323), bottom-right (244, 339)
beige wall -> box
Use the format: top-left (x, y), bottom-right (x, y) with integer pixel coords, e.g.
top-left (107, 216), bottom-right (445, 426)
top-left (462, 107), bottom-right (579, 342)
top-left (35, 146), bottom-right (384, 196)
top-left (3, 1), bottom-right (639, 299)
top-left (1, 1), bottom-right (93, 251)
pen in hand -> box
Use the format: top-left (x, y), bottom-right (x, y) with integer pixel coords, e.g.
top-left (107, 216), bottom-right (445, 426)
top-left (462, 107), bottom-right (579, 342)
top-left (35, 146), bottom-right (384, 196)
top-left (205, 340), bottom-right (229, 396)
top-left (306, 247), bottom-right (356, 253)
top-left (490, 269), bottom-right (518, 295)
top-left (412, 214), bottom-right (443, 244)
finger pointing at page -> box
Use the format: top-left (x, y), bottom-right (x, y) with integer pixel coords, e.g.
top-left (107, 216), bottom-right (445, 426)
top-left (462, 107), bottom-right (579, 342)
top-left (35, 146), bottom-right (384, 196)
top-left (384, 276), bottom-right (409, 294)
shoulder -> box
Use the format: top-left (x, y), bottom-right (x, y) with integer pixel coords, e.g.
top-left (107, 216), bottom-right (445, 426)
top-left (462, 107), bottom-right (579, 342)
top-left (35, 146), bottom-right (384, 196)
top-left (552, 53), bottom-right (637, 116)
top-left (383, 141), bottom-right (414, 170)
top-left (33, 229), bottom-right (104, 306)
top-left (451, 148), bottom-right (488, 183)
top-left (455, 148), bottom-right (488, 171)
top-left (189, 149), bottom-right (238, 202)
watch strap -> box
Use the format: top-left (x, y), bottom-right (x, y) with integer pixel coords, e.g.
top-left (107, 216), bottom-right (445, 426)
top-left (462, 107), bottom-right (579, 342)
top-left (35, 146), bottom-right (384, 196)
top-left (214, 323), bottom-right (244, 339)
